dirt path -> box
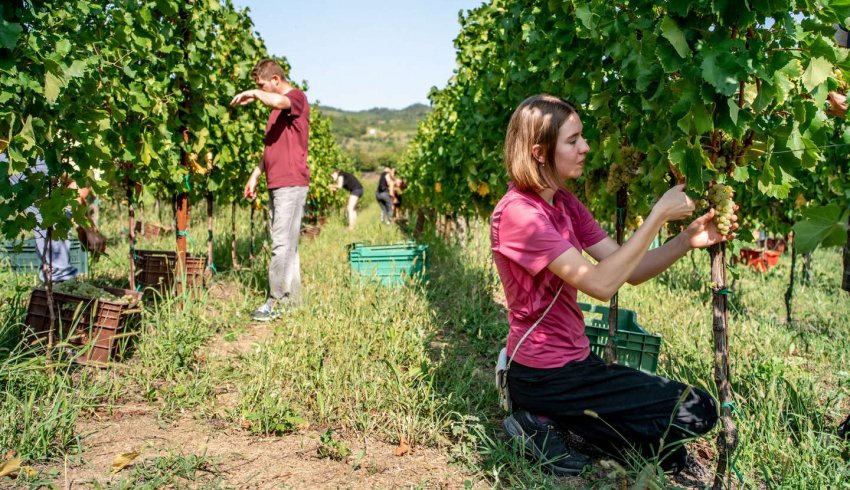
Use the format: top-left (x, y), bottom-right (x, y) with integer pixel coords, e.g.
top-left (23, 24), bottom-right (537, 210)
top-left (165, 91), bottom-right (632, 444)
top-left (61, 409), bottom-right (472, 489)
top-left (39, 312), bottom-right (480, 489)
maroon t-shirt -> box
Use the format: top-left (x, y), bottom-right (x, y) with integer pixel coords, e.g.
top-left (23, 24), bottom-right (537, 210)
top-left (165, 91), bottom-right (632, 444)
top-left (263, 88), bottom-right (310, 189)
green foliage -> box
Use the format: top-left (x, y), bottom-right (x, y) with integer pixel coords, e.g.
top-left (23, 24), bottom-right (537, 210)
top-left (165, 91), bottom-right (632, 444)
top-left (307, 109), bottom-right (354, 214)
top-left (0, 0), bottom-right (351, 240)
top-left (317, 428), bottom-right (351, 461)
top-left (792, 204), bottom-right (849, 253)
top-left (319, 104), bottom-right (430, 139)
top-left (319, 104), bottom-right (431, 171)
top-left (401, 0), bottom-right (850, 242)
top-left (241, 395), bottom-right (308, 436)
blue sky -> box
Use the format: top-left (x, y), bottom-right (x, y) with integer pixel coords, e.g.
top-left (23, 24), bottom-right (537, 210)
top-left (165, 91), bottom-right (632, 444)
top-left (231, 0), bottom-right (484, 111)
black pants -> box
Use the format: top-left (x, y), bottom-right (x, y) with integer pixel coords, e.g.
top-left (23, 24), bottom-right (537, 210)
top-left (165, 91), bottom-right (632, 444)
top-left (508, 352), bottom-right (718, 470)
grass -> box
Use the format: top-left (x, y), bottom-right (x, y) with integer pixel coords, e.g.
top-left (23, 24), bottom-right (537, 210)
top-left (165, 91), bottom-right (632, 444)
top-left (1, 183), bottom-right (849, 488)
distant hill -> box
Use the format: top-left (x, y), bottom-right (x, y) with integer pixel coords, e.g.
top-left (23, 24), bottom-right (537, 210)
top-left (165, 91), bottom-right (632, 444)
top-left (316, 103), bottom-right (431, 171)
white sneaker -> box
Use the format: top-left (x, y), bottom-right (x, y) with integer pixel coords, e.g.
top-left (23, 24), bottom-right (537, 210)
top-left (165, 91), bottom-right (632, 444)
top-left (251, 303), bottom-right (279, 322)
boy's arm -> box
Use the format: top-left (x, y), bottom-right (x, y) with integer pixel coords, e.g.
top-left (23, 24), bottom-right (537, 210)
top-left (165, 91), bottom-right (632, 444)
top-left (230, 89), bottom-right (292, 110)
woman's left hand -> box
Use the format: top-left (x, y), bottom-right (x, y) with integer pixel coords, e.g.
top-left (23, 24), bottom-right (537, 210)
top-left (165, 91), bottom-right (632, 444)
top-left (683, 207), bottom-right (738, 249)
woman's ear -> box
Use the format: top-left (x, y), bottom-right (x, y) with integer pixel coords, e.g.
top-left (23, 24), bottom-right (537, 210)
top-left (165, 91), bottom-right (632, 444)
top-left (531, 144), bottom-right (545, 164)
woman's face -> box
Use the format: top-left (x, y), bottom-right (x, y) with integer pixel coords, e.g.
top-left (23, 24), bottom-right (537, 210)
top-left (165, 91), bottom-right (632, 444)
top-left (551, 113), bottom-right (590, 181)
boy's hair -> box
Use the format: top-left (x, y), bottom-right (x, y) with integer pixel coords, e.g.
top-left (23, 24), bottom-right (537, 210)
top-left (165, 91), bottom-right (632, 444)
top-left (504, 94), bottom-right (577, 192)
top-left (251, 59), bottom-right (287, 81)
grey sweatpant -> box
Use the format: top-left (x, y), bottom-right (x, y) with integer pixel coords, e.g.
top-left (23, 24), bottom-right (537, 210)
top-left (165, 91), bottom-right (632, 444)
top-left (267, 186), bottom-right (308, 306)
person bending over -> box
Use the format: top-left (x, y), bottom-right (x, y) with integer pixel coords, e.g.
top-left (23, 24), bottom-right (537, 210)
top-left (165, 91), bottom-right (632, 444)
top-left (330, 169), bottom-right (363, 230)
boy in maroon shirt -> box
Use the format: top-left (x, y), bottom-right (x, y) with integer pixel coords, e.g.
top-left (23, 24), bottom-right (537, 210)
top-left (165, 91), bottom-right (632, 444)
top-left (231, 59), bottom-right (310, 321)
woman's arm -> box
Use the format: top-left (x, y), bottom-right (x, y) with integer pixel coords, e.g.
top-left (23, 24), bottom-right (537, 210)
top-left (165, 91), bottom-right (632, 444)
top-left (546, 185), bottom-right (694, 301)
top-left (547, 211), bottom-right (666, 301)
top-left (585, 208), bottom-right (737, 285)
top-left (585, 234), bottom-right (690, 286)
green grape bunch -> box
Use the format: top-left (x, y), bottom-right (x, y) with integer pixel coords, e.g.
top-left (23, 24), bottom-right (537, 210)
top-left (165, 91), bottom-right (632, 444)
top-left (606, 145), bottom-right (643, 194)
top-left (707, 184), bottom-right (736, 236)
top-left (55, 280), bottom-right (131, 304)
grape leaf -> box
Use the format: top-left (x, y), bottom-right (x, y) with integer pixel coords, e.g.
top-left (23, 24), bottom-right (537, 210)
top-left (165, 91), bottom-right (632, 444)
top-left (0, 18), bottom-right (22, 49)
top-left (792, 205), bottom-right (849, 253)
top-left (802, 57), bottom-right (832, 92)
top-left (701, 49), bottom-right (739, 96)
top-left (575, 5), bottom-right (595, 30)
top-left (660, 17), bottom-right (689, 58)
top-left (668, 138), bottom-right (707, 192)
top-left (44, 71), bottom-right (64, 104)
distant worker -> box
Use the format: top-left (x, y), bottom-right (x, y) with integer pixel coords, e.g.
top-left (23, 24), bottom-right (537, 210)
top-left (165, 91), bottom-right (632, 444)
top-left (4, 155), bottom-right (103, 282)
top-left (392, 172), bottom-right (407, 222)
top-left (230, 58), bottom-right (310, 322)
top-left (330, 169), bottom-right (363, 230)
top-left (375, 167), bottom-right (395, 224)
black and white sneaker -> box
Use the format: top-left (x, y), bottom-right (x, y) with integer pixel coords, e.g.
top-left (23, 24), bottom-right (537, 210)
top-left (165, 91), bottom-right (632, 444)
top-left (503, 410), bottom-right (591, 476)
top-left (251, 303), bottom-right (280, 322)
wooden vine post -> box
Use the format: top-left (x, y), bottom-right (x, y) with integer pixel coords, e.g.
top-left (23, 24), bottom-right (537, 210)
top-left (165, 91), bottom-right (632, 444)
top-left (126, 177), bottom-right (137, 291)
top-left (606, 186), bottom-right (627, 364)
top-left (175, 131), bottom-right (190, 296)
top-left (249, 204), bottom-right (256, 261)
top-left (206, 193), bottom-right (214, 275)
top-left (42, 226), bottom-right (56, 364)
top-left (174, 1), bottom-right (192, 296)
top-left (843, 213), bottom-right (850, 293)
top-left (230, 202), bottom-right (239, 268)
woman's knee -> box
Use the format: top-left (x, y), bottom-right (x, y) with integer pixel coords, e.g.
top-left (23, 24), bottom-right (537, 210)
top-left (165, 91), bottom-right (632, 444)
top-left (677, 387), bottom-right (719, 435)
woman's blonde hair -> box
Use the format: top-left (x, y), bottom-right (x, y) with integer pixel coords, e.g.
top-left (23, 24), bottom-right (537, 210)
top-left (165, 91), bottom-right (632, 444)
top-left (504, 94), bottom-right (577, 192)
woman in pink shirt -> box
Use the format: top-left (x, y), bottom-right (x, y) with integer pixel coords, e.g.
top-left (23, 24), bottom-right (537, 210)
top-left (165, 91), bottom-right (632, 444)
top-left (492, 95), bottom-right (736, 475)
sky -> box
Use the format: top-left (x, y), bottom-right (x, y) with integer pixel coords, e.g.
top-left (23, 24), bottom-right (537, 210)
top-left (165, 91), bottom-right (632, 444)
top-left (231, 0), bottom-right (484, 111)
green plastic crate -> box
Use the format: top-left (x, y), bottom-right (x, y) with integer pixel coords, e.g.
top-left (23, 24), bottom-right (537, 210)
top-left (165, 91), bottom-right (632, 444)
top-left (1, 238), bottom-right (88, 276)
top-left (348, 241), bottom-right (429, 286)
top-left (579, 302), bottom-right (661, 374)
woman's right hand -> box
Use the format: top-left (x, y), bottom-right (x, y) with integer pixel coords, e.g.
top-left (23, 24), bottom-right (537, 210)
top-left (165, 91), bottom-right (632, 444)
top-left (654, 184), bottom-right (695, 221)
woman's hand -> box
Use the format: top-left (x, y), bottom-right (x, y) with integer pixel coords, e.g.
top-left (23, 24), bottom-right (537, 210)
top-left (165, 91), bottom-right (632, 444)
top-left (654, 184), bottom-right (695, 221)
top-left (682, 208), bottom-right (738, 249)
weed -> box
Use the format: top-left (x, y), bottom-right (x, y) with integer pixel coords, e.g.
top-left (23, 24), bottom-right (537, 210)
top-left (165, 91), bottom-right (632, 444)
top-left (317, 428), bottom-right (351, 461)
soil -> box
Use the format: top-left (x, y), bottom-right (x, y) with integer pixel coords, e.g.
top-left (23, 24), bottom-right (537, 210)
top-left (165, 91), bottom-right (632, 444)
top-left (53, 410), bottom-right (476, 489)
top-left (34, 319), bottom-right (484, 489)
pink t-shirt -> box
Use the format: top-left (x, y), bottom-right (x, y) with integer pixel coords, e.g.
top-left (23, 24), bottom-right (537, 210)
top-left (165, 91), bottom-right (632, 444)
top-left (264, 89), bottom-right (310, 189)
top-left (491, 183), bottom-right (608, 369)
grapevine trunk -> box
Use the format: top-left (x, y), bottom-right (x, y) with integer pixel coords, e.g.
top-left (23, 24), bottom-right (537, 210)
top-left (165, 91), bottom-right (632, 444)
top-left (207, 194), bottom-right (214, 274)
top-left (605, 187), bottom-right (627, 365)
top-left (709, 243), bottom-right (738, 489)
top-left (785, 241), bottom-right (796, 325)
top-left (841, 216), bottom-right (850, 292)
